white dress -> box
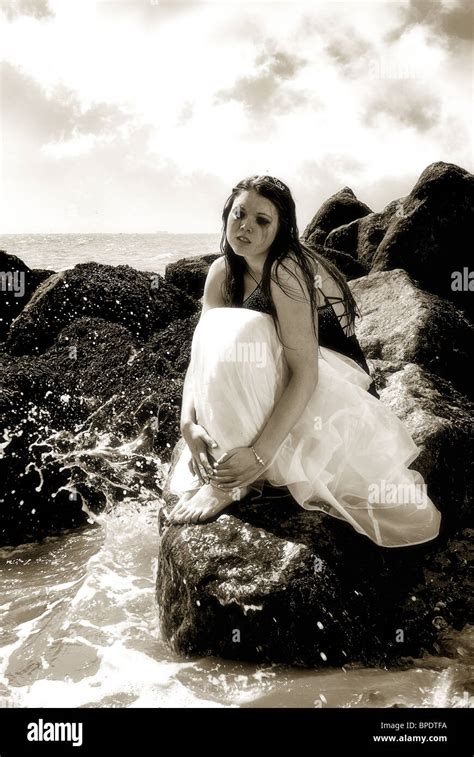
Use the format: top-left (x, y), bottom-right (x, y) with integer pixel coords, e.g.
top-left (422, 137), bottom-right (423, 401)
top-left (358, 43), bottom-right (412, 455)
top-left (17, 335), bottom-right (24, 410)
top-left (168, 307), bottom-right (442, 548)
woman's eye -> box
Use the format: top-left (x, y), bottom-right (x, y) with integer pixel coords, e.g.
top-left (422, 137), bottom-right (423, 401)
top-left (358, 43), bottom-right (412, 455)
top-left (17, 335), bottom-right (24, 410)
top-left (257, 218), bottom-right (269, 225)
top-left (232, 207), bottom-right (242, 219)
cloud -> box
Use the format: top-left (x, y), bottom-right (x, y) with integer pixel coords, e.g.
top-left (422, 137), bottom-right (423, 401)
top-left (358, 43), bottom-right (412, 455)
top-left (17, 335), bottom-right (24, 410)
top-left (176, 100), bottom-right (194, 126)
top-left (325, 33), bottom-right (372, 67)
top-left (214, 46), bottom-right (310, 118)
top-left (0, 60), bottom-right (228, 232)
top-left (0, 0), bottom-right (472, 233)
top-left (363, 83), bottom-right (441, 132)
top-left (389, 0), bottom-right (474, 45)
top-left (0, 62), bottom-right (131, 145)
top-left (0, 0), bottom-right (53, 21)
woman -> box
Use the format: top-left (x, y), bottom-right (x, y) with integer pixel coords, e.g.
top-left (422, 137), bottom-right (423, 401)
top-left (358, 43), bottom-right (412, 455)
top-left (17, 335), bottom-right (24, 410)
top-left (167, 175), bottom-right (441, 547)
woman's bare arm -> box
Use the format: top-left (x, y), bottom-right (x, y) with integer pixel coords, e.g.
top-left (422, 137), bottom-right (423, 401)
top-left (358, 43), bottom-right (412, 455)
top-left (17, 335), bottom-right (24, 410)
top-left (251, 258), bottom-right (319, 464)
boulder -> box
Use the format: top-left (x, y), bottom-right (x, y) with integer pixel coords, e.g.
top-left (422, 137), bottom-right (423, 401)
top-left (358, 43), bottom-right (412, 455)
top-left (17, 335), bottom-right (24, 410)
top-left (0, 250), bottom-right (53, 341)
top-left (165, 253), bottom-right (221, 300)
top-left (5, 261), bottom-right (198, 356)
top-left (371, 163), bottom-right (474, 319)
top-left (326, 163), bottom-right (474, 321)
top-left (0, 311), bottom-right (198, 545)
top-left (301, 187), bottom-right (372, 245)
top-left (325, 199), bottom-right (401, 265)
top-left (350, 269), bottom-right (474, 398)
top-left (156, 411), bottom-right (471, 665)
top-left (306, 242), bottom-right (368, 280)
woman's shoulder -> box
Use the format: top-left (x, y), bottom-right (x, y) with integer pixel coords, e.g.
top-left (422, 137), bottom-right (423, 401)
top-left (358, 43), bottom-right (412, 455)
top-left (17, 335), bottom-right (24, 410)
top-left (270, 252), bottom-right (308, 284)
top-left (203, 254), bottom-right (227, 307)
top-left (206, 254), bottom-right (227, 285)
top-left (269, 253), bottom-right (313, 304)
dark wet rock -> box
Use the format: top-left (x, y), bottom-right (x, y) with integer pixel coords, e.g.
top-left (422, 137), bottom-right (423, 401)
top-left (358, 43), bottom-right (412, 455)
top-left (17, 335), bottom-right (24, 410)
top-left (307, 242), bottom-right (368, 280)
top-left (147, 312), bottom-right (200, 375)
top-left (302, 187), bottom-right (372, 246)
top-left (325, 198), bottom-right (401, 264)
top-left (0, 250), bottom-right (53, 341)
top-left (326, 163), bottom-right (474, 320)
top-left (371, 163), bottom-right (474, 318)
top-left (0, 313), bottom-right (193, 545)
top-left (165, 253), bottom-right (221, 300)
top-left (5, 261), bottom-right (199, 356)
top-left (156, 438), bottom-right (471, 667)
top-left (350, 269), bottom-right (474, 398)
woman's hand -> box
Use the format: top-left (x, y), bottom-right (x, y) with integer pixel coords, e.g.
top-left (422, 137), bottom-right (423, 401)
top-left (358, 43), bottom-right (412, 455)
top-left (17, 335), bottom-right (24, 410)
top-left (210, 446), bottom-right (268, 490)
top-left (182, 422), bottom-right (218, 485)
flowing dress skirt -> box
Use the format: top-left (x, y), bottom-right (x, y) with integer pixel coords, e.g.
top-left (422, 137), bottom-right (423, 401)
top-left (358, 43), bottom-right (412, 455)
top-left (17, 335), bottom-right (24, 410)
top-left (168, 307), bottom-right (441, 547)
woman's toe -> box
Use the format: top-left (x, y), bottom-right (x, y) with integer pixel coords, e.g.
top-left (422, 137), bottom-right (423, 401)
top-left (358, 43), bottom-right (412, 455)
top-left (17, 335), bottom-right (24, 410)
top-left (171, 504), bottom-right (191, 523)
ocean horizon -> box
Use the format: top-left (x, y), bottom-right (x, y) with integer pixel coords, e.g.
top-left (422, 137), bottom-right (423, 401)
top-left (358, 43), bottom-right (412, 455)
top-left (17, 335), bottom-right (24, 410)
top-left (0, 233), bottom-right (222, 276)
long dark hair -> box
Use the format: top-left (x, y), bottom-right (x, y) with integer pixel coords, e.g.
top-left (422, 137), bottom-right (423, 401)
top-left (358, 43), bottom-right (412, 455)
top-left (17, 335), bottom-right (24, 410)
top-left (219, 174), bottom-right (360, 348)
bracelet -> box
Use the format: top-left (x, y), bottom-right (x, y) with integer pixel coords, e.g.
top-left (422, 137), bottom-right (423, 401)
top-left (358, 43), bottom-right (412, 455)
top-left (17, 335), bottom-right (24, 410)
top-left (250, 445), bottom-right (266, 467)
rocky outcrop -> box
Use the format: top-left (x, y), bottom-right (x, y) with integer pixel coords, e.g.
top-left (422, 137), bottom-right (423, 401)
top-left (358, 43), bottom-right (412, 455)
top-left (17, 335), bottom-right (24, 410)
top-left (0, 250), bottom-right (53, 341)
top-left (0, 313), bottom-right (187, 543)
top-left (0, 262), bottom-right (199, 544)
top-left (1, 160), bottom-right (472, 667)
top-left (306, 243), bottom-right (368, 280)
top-left (157, 427), bottom-right (471, 666)
top-left (350, 269), bottom-right (473, 398)
top-left (326, 163), bottom-right (474, 320)
top-left (302, 187), bottom-right (372, 246)
top-left (325, 198), bottom-right (401, 264)
top-left (165, 253), bottom-right (221, 300)
top-left (5, 261), bottom-right (198, 356)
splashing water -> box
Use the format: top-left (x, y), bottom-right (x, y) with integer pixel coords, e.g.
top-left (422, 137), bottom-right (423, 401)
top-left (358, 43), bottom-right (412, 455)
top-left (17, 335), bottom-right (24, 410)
top-left (1, 398), bottom-right (473, 709)
top-left (1, 494), bottom-right (472, 708)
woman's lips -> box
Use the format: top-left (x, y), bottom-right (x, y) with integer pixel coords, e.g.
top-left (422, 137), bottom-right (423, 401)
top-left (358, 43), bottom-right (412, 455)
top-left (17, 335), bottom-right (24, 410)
top-left (236, 235), bottom-right (251, 244)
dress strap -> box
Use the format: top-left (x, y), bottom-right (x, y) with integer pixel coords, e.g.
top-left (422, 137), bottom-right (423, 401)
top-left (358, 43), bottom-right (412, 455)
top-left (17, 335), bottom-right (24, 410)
top-left (242, 269), bottom-right (262, 304)
top-left (317, 289), bottom-right (353, 335)
top-left (248, 270), bottom-right (261, 286)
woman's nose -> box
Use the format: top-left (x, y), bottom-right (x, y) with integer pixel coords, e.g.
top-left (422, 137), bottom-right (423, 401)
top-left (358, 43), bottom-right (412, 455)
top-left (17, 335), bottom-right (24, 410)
top-left (240, 221), bottom-right (253, 232)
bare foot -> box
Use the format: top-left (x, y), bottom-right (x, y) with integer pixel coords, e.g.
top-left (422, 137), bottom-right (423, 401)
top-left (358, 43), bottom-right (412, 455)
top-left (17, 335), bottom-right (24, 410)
top-left (168, 483), bottom-right (251, 524)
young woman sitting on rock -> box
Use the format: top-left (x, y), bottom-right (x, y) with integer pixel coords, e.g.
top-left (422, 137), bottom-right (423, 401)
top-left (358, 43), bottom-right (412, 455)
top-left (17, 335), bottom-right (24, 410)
top-left (167, 175), bottom-right (441, 547)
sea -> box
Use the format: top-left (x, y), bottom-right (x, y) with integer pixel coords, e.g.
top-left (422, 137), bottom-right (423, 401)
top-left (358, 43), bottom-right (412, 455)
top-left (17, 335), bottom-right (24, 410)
top-left (0, 234), bottom-right (472, 709)
top-left (0, 232), bottom-right (222, 276)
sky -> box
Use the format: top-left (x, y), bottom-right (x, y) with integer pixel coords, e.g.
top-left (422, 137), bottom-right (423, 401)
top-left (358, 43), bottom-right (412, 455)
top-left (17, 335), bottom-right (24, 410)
top-left (0, 0), bottom-right (472, 233)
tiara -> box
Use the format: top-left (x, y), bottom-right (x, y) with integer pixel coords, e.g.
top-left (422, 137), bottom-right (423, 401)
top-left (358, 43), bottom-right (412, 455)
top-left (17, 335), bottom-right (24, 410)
top-left (260, 175), bottom-right (288, 192)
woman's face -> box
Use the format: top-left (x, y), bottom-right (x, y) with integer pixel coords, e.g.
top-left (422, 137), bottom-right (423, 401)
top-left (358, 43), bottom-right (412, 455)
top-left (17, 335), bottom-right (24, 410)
top-left (226, 189), bottom-right (279, 261)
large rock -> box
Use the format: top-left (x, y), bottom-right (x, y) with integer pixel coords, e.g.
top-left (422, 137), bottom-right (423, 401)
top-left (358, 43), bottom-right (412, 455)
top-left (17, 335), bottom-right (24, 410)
top-left (350, 269), bottom-right (473, 398)
top-left (327, 163), bottom-right (474, 320)
top-left (5, 261), bottom-right (198, 356)
top-left (0, 308), bottom-right (198, 545)
top-left (325, 198), bottom-right (401, 265)
top-left (306, 242), bottom-right (368, 280)
top-left (156, 416), bottom-right (471, 666)
top-left (165, 253), bottom-right (221, 301)
top-left (0, 250), bottom-right (53, 341)
top-left (301, 187), bottom-right (372, 246)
